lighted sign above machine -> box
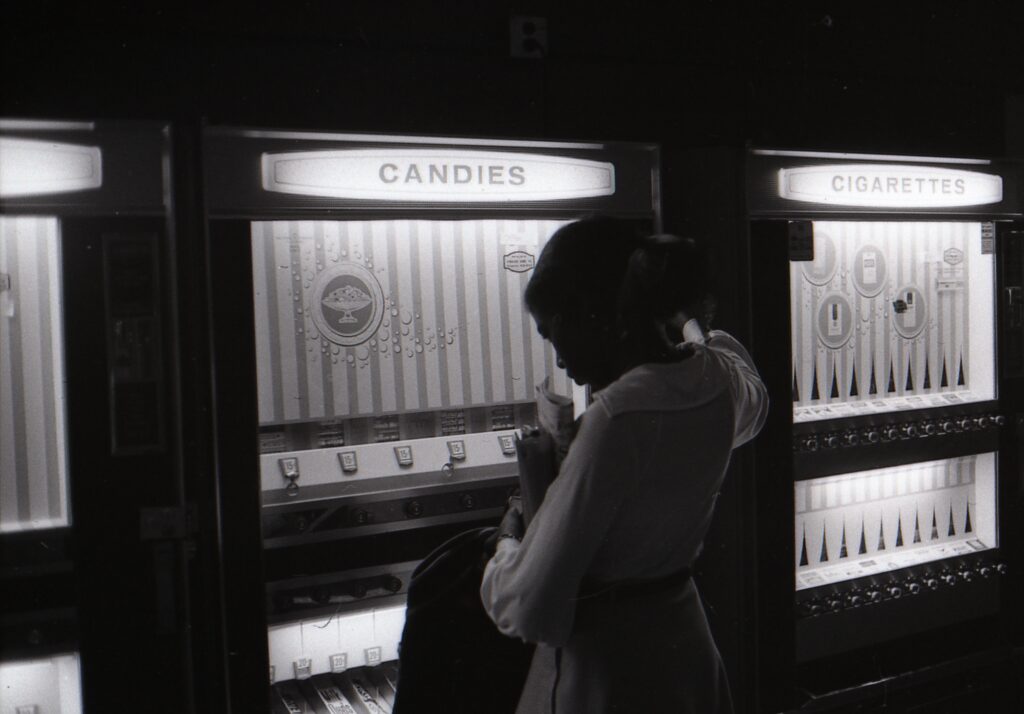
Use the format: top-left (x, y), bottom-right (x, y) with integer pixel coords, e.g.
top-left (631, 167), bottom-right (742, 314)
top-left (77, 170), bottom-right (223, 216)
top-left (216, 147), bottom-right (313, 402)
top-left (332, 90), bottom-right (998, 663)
top-left (0, 137), bottom-right (102, 198)
top-left (778, 164), bottom-right (1003, 208)
top-left (260, 148), bottom-right (615, 202)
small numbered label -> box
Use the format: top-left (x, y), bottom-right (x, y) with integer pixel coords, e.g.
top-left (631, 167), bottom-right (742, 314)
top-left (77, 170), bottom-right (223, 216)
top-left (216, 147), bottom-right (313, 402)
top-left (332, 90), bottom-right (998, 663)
top-left (338, 451), bottom-right (358, 474)
top-left (330, 653), bottom-right (348, 672)
top-left (394, 445), bottom-right (414, 467)
top-left (293, 657), bottom-right (313, 679)
top-left (365, 646), bottom-right (383, 665)
top-left (447, 439), bottom-right (466, 461)
top-left (278, 457), bottom-right (300, 479)
top-left (498, 434), bottom-right (516, 456)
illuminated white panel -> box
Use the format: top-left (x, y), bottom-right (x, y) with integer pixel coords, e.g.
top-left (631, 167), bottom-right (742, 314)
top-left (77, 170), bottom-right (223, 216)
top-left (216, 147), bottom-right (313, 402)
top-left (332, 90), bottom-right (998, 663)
top-left (794, 454), bottom-right (997, 590)
top-left (0, 653), bottom-right (83, 714)
top-left (778, 165), bottom-right (1002, 207)
top-left (261, 149), bottom-right (615, 202)
top-left (0, 138), bottom-right (102, 198)
top-left (791, 222), bottom-right (996, 423)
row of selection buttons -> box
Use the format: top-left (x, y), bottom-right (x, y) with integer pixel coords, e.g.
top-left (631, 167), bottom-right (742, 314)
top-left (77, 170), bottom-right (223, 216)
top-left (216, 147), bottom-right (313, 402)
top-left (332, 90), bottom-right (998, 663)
top-left (797, 562), bottom-right (1007, 618)
top-left (794, 413), bottom-right (1007, 452)
top-left (278, 434), bottom-right (518, 485)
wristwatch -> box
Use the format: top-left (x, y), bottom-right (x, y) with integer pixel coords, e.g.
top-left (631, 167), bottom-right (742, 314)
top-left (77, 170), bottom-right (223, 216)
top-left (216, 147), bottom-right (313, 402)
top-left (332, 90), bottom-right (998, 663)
top-left (497, 532), bottom-right (522, 543)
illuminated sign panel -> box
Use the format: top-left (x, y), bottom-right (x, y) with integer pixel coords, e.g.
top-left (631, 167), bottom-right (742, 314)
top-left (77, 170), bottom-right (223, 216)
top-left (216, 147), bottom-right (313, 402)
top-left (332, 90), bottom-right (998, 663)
top-left (0, 138), bottom-right (102, 198)
top-left (778, 164), bottom-right (1002, 208)
top-left (261, 148), bottom-right (615, 202)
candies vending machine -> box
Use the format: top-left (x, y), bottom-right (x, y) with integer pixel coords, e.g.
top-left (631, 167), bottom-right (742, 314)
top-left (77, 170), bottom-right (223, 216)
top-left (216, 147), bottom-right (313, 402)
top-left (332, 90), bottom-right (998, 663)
top-left (199, 126), bottom-right (660, 711)
top-left (744, 149), bottom-right (1024, 711)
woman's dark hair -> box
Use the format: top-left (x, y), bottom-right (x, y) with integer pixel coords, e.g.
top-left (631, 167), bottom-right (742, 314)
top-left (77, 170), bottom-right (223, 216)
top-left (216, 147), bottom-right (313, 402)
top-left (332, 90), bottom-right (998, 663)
top-left (524, 215), bottom-right (715, 372)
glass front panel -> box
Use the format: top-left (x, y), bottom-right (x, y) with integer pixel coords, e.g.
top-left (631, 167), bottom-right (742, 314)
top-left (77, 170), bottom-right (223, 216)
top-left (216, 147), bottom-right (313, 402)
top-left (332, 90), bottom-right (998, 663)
top-left (251, 219), bottom-right (574, 494)
top-left (253, 218), bottom-right (575, 687)
top-left (794, 453), bottom-right (998, 590)
top-left (1, 216), bottom-right (70, 532)
top-left (791, 221), bottom-right (996, 422)
top-left (0, 653), bottom-right (83, 714)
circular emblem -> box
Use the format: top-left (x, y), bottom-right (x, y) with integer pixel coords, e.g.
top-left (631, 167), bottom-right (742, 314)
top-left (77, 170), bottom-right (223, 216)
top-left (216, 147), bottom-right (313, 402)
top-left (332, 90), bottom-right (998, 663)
top-left (817, 293), bottom-right (854, 349)
top-left (311, 262), bottom-right (384, 346)
top-left (801, 232), bottom-right (837, 286)
top-left (852, 244), bottom-right (887, 297)
top-left (892, 286), bottom-right (927, 340)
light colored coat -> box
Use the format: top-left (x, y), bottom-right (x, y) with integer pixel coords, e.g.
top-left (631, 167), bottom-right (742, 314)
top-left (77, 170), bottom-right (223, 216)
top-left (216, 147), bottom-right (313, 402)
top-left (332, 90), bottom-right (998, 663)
top-left (481, 332), bottom-right (768, 713)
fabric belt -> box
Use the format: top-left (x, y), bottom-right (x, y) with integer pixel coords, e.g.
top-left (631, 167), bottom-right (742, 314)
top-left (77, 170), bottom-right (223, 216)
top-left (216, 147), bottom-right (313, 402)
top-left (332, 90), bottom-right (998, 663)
top-left (575, 566), bottom-right (692, 606)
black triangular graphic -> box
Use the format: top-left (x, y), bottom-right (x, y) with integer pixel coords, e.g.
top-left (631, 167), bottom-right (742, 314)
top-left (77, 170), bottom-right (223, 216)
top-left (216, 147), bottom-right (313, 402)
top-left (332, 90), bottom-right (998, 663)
top-left (965, 504), bottom-right (973, 533)
top-left (957, 354), bottom-right (965, 386)
top-left (858, 519), bottom-right (868, 555)
top-left (878, 521), bottom-right (887, 551)
top-left (923, 358), bottom-right (931, 389)
top-left (931, 507), bottom-right (939, 540)
top-left (896, 517), bottom-right (904, 547)
top-left (793, 370), bottom-right (800, 402)
top-left (811, 362), bottom-right (820, 400)
top-left (869, 361), bottom-right (878, 395)
top-left (850, 363), bottom-right (859, 397)
top-left (940, 357), bottom-right (949, 388)
top-left (819, 524), bottom-right (829, 563)
top-left (905, 359), bottom-right (914, 392)
top-left (887, 359), bottom-right (897, 393)
top-left (830, 368), bottom-right (840, 399)
top-left (913, 509), bottom-right (922, 543)
top-left (839, 523), bottom-right (849, 558)
top-left (799, 525), bottom-right (809, 566)
top-left (948, 504), bottom-right (957, 536)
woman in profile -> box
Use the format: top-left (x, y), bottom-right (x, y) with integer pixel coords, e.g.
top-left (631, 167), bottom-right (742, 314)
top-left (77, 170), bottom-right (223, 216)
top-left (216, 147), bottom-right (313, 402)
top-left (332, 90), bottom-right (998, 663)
top-left (481, 216), bottom-right (768, 713)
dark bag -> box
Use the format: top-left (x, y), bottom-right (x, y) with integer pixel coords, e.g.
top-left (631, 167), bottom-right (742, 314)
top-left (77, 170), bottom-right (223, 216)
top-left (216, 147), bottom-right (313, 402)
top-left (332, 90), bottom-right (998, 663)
top-left (392, 526), bottom-right (534, 714)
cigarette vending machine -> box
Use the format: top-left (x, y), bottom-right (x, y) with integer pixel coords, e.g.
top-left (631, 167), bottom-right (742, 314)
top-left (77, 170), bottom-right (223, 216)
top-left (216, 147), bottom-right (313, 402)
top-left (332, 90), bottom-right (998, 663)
top-left (0, 120), bottom-right (190, 711)
top-left (200, 126), bottom-right (660, 712)
top-left (744, 149), bottom-right (1024, 712)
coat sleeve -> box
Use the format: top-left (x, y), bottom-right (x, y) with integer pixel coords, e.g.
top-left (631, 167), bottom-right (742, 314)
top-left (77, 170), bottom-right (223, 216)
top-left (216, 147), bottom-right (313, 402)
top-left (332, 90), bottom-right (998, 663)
top-left (705, 331), bottom-right (769, 448)
top-left (480, 408), bottom-right (647, 647)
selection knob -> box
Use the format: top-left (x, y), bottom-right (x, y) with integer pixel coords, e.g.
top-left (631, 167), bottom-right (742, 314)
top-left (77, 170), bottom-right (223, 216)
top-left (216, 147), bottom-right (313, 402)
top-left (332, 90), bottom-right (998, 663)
top-left (383, 576), bottom-right (403, 593)
top-left (404, 501), bottom-right (423, 518)
top-left (883, 427), bottom-right (900, 441)
top-left (803, 437), bottom-right (819, 451)
top-left (976, 416), bottom-right (991, 429)
top-left (847, 593), bottom-right (865, 607)
top-left (865, 430), bottom-right (881, 444)
top-left (866, 589), bottom-right (882, 603)
top-left (957, 418), bottom-right (971, 431)
top-left (825, 435), bottom-right (841, 449)
top-left (996, 563), bottom-right (1009, 575)
top-left (845, 432), bottom-right (860, 446)
top-left (925, 578), bottom-right (940, 590)
top-left (907, 582), bottom-right (922, 595)
top-left (978, 566), bottom-right (993, 578)
top-left (993, 415), bottom-right (1007, 427)
top-left (348, 581), bottom-right (368, 598)
top-left (941, 421), bottom-right (955, 433)
top-left (826, 597), bottom-right (844, 613)
top-left (459, 493), bottom-right (476, 510)
top-left (958, 569), bottom-right (974, 583)
top-left (941, 573), bottom-right (957, 586)
top-left (887, 585), bottom-right (903, 599)
top-left (903, 424), bottom-right (919, 438)
top-left (924, 423), bottom-right (937, 436)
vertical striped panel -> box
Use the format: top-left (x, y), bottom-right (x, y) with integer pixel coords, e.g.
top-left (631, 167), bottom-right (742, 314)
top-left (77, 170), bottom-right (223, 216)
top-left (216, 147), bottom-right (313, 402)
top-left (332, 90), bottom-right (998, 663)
top-left (0, 217), bottom-right (69, 532)
top-left (250, 219), bottom-right (575, 424)
top-left (791, 221), bottom-right (987, 413)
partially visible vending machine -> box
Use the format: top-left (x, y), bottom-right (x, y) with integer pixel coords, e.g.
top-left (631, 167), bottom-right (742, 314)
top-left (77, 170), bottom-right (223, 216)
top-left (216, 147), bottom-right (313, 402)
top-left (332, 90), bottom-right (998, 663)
top-left (200, 126), bottom-right (661, 711)
top-left (0, 120), bottom-right (190, 711)
top-left (743, 149), bottom-right (1023, 711)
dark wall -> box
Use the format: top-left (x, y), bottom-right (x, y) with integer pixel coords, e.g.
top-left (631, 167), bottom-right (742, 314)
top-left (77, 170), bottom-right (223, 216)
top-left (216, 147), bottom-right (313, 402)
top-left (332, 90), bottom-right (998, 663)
top-left (5, 4), bottom-right (1022, 229)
